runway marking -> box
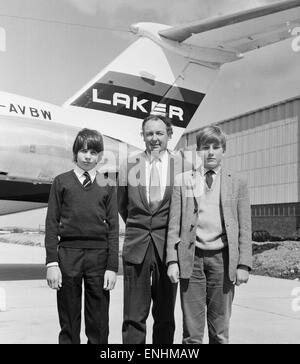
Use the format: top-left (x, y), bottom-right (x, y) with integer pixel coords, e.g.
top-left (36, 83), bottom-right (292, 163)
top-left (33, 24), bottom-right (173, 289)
top-left (233, 303), bottom-right (300, 320)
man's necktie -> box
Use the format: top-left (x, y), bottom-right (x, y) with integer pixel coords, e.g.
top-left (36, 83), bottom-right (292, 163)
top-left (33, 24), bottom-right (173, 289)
top-left (83, 171), bottom-right (92, 188)
top-left (149, 160), bottom-right (161, 211)
top-left (205, 170), bottom-right (214, 189)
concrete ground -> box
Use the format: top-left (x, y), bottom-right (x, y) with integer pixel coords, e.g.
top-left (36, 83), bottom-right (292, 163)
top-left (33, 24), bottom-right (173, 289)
top-left (0, 242), bottom-right (300, 344)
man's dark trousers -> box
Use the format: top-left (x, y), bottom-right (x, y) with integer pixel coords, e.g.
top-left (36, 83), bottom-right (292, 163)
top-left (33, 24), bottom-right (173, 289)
top-left (122, 239), bottom-right (177, 344)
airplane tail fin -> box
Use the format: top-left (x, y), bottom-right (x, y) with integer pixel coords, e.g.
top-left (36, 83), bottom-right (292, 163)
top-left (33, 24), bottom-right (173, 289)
top-left (57, 2), bottom-right (300, 150)
top-left (64, 0), bottom-right (300, 150)
top-left (63, 24), bottom-right (220, 150)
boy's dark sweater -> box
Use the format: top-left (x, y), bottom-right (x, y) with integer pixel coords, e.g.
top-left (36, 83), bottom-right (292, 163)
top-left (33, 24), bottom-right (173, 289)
top-left (45, 170), bottom-right (119, 272)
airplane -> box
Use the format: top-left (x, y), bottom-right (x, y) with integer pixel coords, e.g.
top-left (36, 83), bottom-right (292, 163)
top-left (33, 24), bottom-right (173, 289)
top-left (0, 0), bottom-right (300, 216)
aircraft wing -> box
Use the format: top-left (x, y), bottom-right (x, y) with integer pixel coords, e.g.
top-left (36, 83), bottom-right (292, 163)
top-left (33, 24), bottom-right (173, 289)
top-left (159, 0), bottom-right (300, 56)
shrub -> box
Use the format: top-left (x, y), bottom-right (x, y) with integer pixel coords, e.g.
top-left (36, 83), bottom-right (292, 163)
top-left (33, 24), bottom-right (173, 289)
top-left (269, 235), bottom-right (284, 242)
top-left (252, 230), bottom-right (271, 242)
top-left (12, 227), bottom-right (24, 233)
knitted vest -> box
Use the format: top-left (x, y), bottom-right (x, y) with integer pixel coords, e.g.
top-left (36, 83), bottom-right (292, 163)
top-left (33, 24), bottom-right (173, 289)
top-left (195, 172), bottom-right (227, 250)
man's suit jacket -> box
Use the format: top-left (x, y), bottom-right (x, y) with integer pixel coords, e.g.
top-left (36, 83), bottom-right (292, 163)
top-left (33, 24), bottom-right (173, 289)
top-left (118, 150), bottom-right (188, 265)
top-left (166, 168), bottom-right (252, 281)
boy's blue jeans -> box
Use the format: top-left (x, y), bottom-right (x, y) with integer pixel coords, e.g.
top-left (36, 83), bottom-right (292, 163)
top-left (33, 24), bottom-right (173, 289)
top-left (180, 246), bottom-right (235, 344)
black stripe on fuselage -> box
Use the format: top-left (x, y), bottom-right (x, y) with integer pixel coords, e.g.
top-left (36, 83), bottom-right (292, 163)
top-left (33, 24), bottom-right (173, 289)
top-left (0, 180), bottom-right (50, 203)
top-left (71, 71), bottom-right (205, 128)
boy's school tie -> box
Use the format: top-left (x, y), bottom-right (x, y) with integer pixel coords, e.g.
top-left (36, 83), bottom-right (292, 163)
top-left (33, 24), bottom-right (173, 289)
top-left (205, 170), bottom-right (214, 189)
top-left (83, 171), bottom-right (92, 188)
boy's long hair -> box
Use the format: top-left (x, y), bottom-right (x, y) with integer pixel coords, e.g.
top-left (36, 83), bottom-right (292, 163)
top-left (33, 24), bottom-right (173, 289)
top-left (72, 128), bottom-right (104, 162)
top-left (196, 125), bottom-right (227, 152)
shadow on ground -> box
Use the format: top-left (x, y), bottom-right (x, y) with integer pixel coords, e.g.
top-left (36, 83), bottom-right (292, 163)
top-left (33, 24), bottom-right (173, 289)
top-left (0, 264), bottom-right (47, 281)
top-left (0, 258), bottom-right (124, 281)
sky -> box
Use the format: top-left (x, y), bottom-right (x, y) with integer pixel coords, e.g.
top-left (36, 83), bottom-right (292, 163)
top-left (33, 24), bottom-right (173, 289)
top-left (0, 0), bottom-right (300, 228)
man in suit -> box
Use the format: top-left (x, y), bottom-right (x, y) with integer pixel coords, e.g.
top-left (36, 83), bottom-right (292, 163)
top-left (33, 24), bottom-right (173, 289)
top-left (118, 114), bottom-right (188, 344)
top-left (167, 125), bottom-right (252, 344)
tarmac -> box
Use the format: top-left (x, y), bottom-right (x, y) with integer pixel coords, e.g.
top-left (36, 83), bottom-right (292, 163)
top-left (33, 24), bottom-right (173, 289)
top-left (0, 242), bottom-right (300, 344)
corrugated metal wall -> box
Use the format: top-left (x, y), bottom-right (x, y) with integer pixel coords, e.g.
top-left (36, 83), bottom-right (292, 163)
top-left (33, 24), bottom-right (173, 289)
top-left (177, 97), bottom-right (300, 206)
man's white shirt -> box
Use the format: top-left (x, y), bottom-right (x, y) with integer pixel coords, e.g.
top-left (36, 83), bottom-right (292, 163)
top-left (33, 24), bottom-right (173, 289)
top-left (145, 151), bottom-right (169, 202)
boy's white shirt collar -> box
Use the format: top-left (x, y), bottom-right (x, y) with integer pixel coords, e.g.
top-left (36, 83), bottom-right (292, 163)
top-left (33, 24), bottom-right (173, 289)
top-left (201, 165), bottom-right (221, 176)
top-left (74, 165), bottom-right (98, 182)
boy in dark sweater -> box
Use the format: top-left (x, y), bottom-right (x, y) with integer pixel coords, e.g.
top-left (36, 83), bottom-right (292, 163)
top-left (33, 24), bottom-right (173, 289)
top-left (45, 128), bottom-right (119, 344)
